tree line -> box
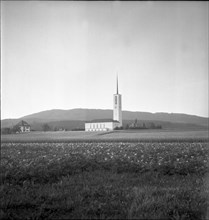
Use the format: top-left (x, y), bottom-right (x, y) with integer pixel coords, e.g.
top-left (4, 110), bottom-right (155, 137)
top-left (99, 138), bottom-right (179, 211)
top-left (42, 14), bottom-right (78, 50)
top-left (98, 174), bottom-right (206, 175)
top-left (114, 119), bottom-right (162, 130)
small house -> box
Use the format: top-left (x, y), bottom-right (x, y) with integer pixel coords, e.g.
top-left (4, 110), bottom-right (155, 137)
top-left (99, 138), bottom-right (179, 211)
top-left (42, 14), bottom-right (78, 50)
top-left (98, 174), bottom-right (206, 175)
top-left (14, 120), bottom-right (31, 133)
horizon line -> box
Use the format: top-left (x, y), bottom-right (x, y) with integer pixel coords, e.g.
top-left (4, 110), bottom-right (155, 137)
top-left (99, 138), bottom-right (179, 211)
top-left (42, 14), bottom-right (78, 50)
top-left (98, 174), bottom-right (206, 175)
top-left (1, 108), bottom-right (208, 120)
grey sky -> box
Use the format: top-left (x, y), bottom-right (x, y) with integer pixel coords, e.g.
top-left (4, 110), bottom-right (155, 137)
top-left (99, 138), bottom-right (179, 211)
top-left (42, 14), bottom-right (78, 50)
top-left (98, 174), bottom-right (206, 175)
top-left (1, 1), bottom-right (208, 119)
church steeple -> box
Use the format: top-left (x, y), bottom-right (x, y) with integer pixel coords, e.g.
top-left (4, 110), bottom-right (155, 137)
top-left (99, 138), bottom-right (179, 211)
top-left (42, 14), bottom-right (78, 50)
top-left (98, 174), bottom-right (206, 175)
top-left (116, 75), bottom-right (119, 94)
top-left (113, 74), bottom-right (122, 127)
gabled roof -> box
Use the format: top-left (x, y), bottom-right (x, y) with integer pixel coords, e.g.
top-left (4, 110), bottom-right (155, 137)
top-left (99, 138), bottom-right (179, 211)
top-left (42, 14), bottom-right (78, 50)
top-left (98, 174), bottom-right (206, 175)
top-left (86, 118), bottom-right (119, 123)
top-left (15, 120), bottom-right (30, 127)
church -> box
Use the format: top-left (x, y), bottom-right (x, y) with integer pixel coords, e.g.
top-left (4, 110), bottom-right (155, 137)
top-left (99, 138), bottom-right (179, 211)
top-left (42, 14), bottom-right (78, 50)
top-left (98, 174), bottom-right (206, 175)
top-left (85, 77), bottom-right (122, 131)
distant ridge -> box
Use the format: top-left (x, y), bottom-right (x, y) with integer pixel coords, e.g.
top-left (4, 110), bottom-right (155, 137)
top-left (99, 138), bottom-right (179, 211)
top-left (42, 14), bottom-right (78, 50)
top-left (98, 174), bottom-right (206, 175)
top-left (1, 108), bottom-right (208, 130)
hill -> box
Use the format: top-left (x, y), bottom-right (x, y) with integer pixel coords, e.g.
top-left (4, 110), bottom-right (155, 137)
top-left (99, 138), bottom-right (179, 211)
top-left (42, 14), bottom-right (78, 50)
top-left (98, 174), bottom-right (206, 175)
top-left (1, 108), bottom-right (208, 131)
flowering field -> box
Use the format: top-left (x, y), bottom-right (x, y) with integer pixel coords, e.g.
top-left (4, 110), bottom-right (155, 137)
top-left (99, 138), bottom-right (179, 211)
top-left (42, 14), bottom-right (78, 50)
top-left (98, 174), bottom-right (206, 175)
top-left (1, 141), bottom-right (209, 219)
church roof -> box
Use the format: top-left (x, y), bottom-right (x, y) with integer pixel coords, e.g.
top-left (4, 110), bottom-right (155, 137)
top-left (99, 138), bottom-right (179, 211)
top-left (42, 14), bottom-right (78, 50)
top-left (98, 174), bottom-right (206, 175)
top-left (86, 119), bottom-right (119, 123)
top-left (15, 120), bottom-right (30, 127)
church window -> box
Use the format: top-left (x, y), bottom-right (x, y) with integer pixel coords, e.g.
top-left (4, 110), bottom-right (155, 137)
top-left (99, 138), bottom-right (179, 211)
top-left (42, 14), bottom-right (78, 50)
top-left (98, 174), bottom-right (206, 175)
top-left (115, 96), bottom-right (117, 104)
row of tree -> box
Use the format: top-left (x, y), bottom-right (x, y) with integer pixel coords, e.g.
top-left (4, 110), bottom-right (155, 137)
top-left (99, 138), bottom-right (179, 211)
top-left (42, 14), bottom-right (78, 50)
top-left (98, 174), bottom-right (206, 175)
top-left (126, 119), bottom-right (162, 129)
top-left (42, 124), bottom-right (67, 132)
top-left (1, 123), bottom-right (67, 134)
top-left (114, 119), bottom-right (162, 130)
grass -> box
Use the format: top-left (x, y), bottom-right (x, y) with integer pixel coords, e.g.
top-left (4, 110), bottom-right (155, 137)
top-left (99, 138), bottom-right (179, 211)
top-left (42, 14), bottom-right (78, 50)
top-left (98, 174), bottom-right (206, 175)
top-left (1, 129), bottom-right (208, 143)
top-left (1, 141), bottom-right (208, 219)
top-left (1, 171), bottom-right (207, 219)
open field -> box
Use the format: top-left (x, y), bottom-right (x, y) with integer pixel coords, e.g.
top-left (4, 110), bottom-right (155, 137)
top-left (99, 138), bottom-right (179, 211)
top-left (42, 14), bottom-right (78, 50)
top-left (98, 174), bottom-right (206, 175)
top-left (1, 138), bottom-right (209, 219)
top-left (1, 129), bottom-right (208, 142)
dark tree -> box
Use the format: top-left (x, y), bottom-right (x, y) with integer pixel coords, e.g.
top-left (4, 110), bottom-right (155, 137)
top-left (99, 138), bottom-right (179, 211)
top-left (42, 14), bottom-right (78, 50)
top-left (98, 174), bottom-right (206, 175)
top-left (1, 127), bottom-right (12, 134)
top-left (150, 122), bottom-right (156, 129)
top-left (12, 125), bottom-right (21, 133)
top-left (42, 123), bottom-right (51, 132)
top-left (134, 119), bottom-right (138, 127)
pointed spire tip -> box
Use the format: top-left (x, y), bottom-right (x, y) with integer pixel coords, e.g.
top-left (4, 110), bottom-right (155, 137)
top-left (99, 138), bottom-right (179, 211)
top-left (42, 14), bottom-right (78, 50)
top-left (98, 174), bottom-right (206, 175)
top-left (116, 74), bottom-right (118, 94)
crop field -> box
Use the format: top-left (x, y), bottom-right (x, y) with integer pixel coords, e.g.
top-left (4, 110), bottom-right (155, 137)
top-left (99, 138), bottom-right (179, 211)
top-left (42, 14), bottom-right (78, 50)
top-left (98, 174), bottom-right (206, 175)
top-left (1, 138), bottom-right (209, 219)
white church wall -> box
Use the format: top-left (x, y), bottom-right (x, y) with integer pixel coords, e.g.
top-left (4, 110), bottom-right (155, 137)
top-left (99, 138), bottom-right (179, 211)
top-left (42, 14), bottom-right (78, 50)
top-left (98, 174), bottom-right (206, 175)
top-left (85, 122), bottom-right (119, 132)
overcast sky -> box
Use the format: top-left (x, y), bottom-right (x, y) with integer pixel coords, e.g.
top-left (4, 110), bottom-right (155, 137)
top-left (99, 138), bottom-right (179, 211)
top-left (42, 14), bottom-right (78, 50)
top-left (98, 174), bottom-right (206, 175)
top-left (1, 1), bottom-right (208, 119)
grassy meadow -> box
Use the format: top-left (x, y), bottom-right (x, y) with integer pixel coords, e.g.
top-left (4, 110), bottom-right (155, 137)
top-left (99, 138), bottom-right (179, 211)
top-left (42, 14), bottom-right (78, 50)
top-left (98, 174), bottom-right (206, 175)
top-left (1, 130), bottom-right (209, 219)
top-left (1, 129), bottom-right (208, 142)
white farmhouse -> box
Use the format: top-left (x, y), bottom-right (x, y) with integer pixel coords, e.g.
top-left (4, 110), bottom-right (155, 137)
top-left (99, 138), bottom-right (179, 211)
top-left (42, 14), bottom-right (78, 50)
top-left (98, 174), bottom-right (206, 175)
top-left (85, 77), bottom-right (122, 131)
top-left (14, 120), bottom-right (31, 133)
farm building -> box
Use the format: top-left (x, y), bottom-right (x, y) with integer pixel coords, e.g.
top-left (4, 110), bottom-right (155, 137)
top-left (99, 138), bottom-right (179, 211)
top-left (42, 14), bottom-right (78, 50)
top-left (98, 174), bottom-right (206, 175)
top-left (85, 77), bottom-right (122, 131)
top-left (14, 120), bottom-right (31, 133)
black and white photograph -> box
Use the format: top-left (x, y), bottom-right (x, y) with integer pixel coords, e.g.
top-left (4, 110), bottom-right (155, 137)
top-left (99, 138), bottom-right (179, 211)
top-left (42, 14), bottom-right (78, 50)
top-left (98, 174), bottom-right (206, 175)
top-left (1, 1), bottom-right (209, 219)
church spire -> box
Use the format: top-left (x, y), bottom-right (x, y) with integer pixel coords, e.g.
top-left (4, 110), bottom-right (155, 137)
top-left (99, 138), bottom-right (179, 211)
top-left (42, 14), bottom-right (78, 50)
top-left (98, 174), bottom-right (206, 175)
top-left (116, 74), bottom-right (119, 94)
